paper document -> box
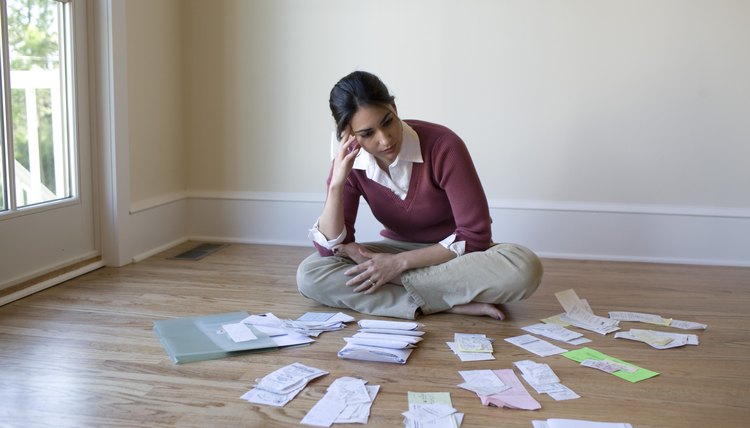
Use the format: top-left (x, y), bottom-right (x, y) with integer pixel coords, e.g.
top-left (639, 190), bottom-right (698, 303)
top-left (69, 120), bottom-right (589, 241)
top-left (473, 369), bottom-right (541, 410)
top-left (447, 342), bottom-right (495, 362)
top-left (241, 362), bottom-right (328, 407)
top-left (615, 329), bottom-right (698, 349)
top-left (553, 289), bottom-right (620, 335)
top-left (404, 391), bottom-right (462, 428)
top-left (301, 377), bottom-right (379, 426)
top-left (514, 360), bottom-right (579, 401)
top-left (505, 334), bottom-right (567, 357)
top-left (562, 347), bottom-right (659, 382)
top-left (455, 333), bottom-right (493, 353)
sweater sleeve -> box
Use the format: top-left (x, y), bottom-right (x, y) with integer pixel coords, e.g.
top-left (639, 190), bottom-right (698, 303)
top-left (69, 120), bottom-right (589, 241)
top-left (431, 135), bottom-right (493, 253)
top-left (312, 162), bottom-right (362, 256)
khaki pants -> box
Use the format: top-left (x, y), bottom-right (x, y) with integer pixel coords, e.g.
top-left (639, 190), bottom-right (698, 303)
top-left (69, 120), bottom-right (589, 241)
top-left (296, 240), bottom-right (543, 319)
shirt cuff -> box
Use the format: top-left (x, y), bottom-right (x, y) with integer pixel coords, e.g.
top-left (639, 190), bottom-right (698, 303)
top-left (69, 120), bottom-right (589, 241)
top-left (308, 219), bottom-right (347, 250)
top-left (438, 234), bottom-right (466, 257)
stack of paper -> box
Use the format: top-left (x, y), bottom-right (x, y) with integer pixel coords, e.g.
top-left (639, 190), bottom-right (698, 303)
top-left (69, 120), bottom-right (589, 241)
top-left (614, 329), bottom-right (699, 349)
top-left (241, 362), bottom-right (328, 407)
top-left (532, 419), bottom-right (632, 428)
top-left (284, 312), bottom-right (356, 337)
top-left (608, 311), bottom-right (708, 330)
top-left (459, 369), bottom-right (541, 410)
top-left (447, 333), bottom-right (496, 361)
top-left (241, 313), bottom-right (316, 347)
top-left (404, 392), bottom-right (463, 428)
top-left (514, 360), bottom-right (579, 401)
top-left (338, 320), bottom-right (424, 364)
top-left (552, 289), bottom-right (620, 335)
top-left (300, 377), bottom-right (379, 427)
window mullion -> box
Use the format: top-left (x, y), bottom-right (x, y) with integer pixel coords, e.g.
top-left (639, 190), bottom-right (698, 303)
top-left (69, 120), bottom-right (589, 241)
top-left (0, 0), bottom-right (16, 212)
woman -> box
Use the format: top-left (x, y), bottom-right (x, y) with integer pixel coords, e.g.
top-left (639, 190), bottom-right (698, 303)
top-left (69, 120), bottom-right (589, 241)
top-left (296, 71), bottom-right (542, 320)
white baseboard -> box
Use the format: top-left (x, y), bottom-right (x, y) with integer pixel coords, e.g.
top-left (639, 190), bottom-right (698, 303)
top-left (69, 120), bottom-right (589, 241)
top-left (126, 191), bottom-right (750, 267)
top-left (0, 259), bottom-right (104, 307)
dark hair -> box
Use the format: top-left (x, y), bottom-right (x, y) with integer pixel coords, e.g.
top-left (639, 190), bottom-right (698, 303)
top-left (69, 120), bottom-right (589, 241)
top-left (329, 71), bottom-right (396, 140)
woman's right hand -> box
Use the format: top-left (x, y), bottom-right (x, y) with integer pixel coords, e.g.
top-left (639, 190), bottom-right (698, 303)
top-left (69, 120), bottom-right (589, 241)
top-left (330, 132), bottom-right (360, 187)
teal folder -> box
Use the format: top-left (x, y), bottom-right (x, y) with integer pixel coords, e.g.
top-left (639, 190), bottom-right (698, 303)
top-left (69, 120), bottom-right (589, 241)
top-left (153, 311), bottom-right (278, 364)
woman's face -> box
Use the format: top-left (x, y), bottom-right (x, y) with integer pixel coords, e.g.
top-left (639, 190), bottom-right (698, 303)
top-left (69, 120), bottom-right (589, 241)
top-left (349, 104), bottom-right (402, 166)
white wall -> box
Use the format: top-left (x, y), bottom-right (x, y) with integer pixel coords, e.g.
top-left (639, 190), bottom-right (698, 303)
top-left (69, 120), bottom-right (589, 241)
top-left (118, 0), bottom-right (750, 266)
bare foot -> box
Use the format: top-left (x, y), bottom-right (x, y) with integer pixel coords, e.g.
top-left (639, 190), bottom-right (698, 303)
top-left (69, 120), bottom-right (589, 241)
top-left (447, 302), bottom-right (506, 320)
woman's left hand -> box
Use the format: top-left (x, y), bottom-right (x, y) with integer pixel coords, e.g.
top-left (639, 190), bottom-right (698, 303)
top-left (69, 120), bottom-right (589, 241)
top-left (343, 247), bottom-right (406, 294)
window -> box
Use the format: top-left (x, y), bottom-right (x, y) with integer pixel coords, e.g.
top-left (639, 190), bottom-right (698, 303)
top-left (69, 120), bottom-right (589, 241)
top-left (0, 0), bottom-right (74, 213)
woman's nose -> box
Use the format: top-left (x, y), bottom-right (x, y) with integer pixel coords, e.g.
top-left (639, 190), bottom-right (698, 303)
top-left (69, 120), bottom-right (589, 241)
top-left (378, 129), bottom-right (392, 145)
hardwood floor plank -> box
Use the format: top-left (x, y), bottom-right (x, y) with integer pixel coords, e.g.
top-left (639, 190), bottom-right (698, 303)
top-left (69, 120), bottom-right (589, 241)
top-left (1, 243), bottom-right (748, 427)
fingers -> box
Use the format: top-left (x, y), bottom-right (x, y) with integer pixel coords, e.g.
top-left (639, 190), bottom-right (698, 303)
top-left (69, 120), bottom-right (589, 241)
top-left (352, 278), bottom-right (382, 294)
top-left (340, 133), bottom-right (360, 158)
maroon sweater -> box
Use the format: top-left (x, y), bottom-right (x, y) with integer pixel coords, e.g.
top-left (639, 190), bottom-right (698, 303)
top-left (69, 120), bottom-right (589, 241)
top-left (315, 119), bottom-right (493, 256)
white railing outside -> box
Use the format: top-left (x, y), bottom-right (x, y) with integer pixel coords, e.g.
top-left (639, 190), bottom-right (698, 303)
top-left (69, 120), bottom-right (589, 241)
top-left (10, 68), bottom-right (66, 207)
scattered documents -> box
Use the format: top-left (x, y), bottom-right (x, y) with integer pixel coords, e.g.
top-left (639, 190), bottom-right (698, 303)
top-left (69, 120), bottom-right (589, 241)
top-left (404, 391), bottom-right (463, 428)
top-left (514, 360), bottom-right (580, 401)
top-left (241, 312), bottom-right (316, 347)
top-left (243, 312), bottom-right (355, 338)
top-left (338, 319), bottom-right (424, 364)
top-left (301, 377), bottom-right (379, 426)
top-left (241, 362), bottom-right (328, 407)
top-left (615, 329), bottom-right (699, 349)
top-left (553, 289), bottom-right (620, 335)
top-left (562, 347), bottom-right (659, 382)
top-left (532, 419), bottom-right (633, 428)
top-left (521, 323), bottom-right (591, 345)
top-left (609, 311), bottom-right (707, 330)
top-left (462, 369), bottom-right (541, 410)
top-left (505, 334), bottom-right (568, 357)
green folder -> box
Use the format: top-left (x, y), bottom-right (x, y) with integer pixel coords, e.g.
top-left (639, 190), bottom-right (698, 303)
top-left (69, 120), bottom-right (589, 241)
top-left (153, 311), bottom-right (278, 364)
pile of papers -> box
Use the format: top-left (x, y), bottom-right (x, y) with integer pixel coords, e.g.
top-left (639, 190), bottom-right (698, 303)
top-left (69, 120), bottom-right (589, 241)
top-left (301, 377), bottom-right (379, 427)
top-left (240, 312), bottom-right (355, 347)
top-left (404, 392), bottom-right (463, 428)
top-left (447, 333), bottom-right (496, 361)
top-left (458, 369), bottom-right (541, 410)
top-left (338, 319), bottom-right (424, 364)
top-left (514, 360), bottom-right (579, 401)
top-left (552, 289), bottom-right (620, 335)
top-left (285, 312), bottom-right (356, 337)
top-left (241, 362), bottom-right (328, 407)
top-left (615, 329), bottom-right (699, 349)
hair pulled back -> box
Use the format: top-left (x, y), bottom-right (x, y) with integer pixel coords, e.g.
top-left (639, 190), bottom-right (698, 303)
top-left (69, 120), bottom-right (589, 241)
top-left (329, 71), bottom-right (396, 140)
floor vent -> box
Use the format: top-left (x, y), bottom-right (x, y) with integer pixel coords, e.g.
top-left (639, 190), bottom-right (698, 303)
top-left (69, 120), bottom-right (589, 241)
top-left (170, 243), bottom-right (228, 261)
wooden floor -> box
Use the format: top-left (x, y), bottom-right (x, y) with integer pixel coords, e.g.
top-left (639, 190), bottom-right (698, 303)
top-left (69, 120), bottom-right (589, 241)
top-left (1, 242), bottom-right (749, 428)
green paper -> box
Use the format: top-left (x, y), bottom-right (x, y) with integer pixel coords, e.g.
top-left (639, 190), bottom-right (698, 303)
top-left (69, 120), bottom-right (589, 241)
top-left (562, 347), bottom-right (659, 382)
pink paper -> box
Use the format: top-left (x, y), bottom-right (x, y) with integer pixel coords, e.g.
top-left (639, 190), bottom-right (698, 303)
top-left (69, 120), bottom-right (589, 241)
top-left (479, 369), bottom-right (541, 410)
